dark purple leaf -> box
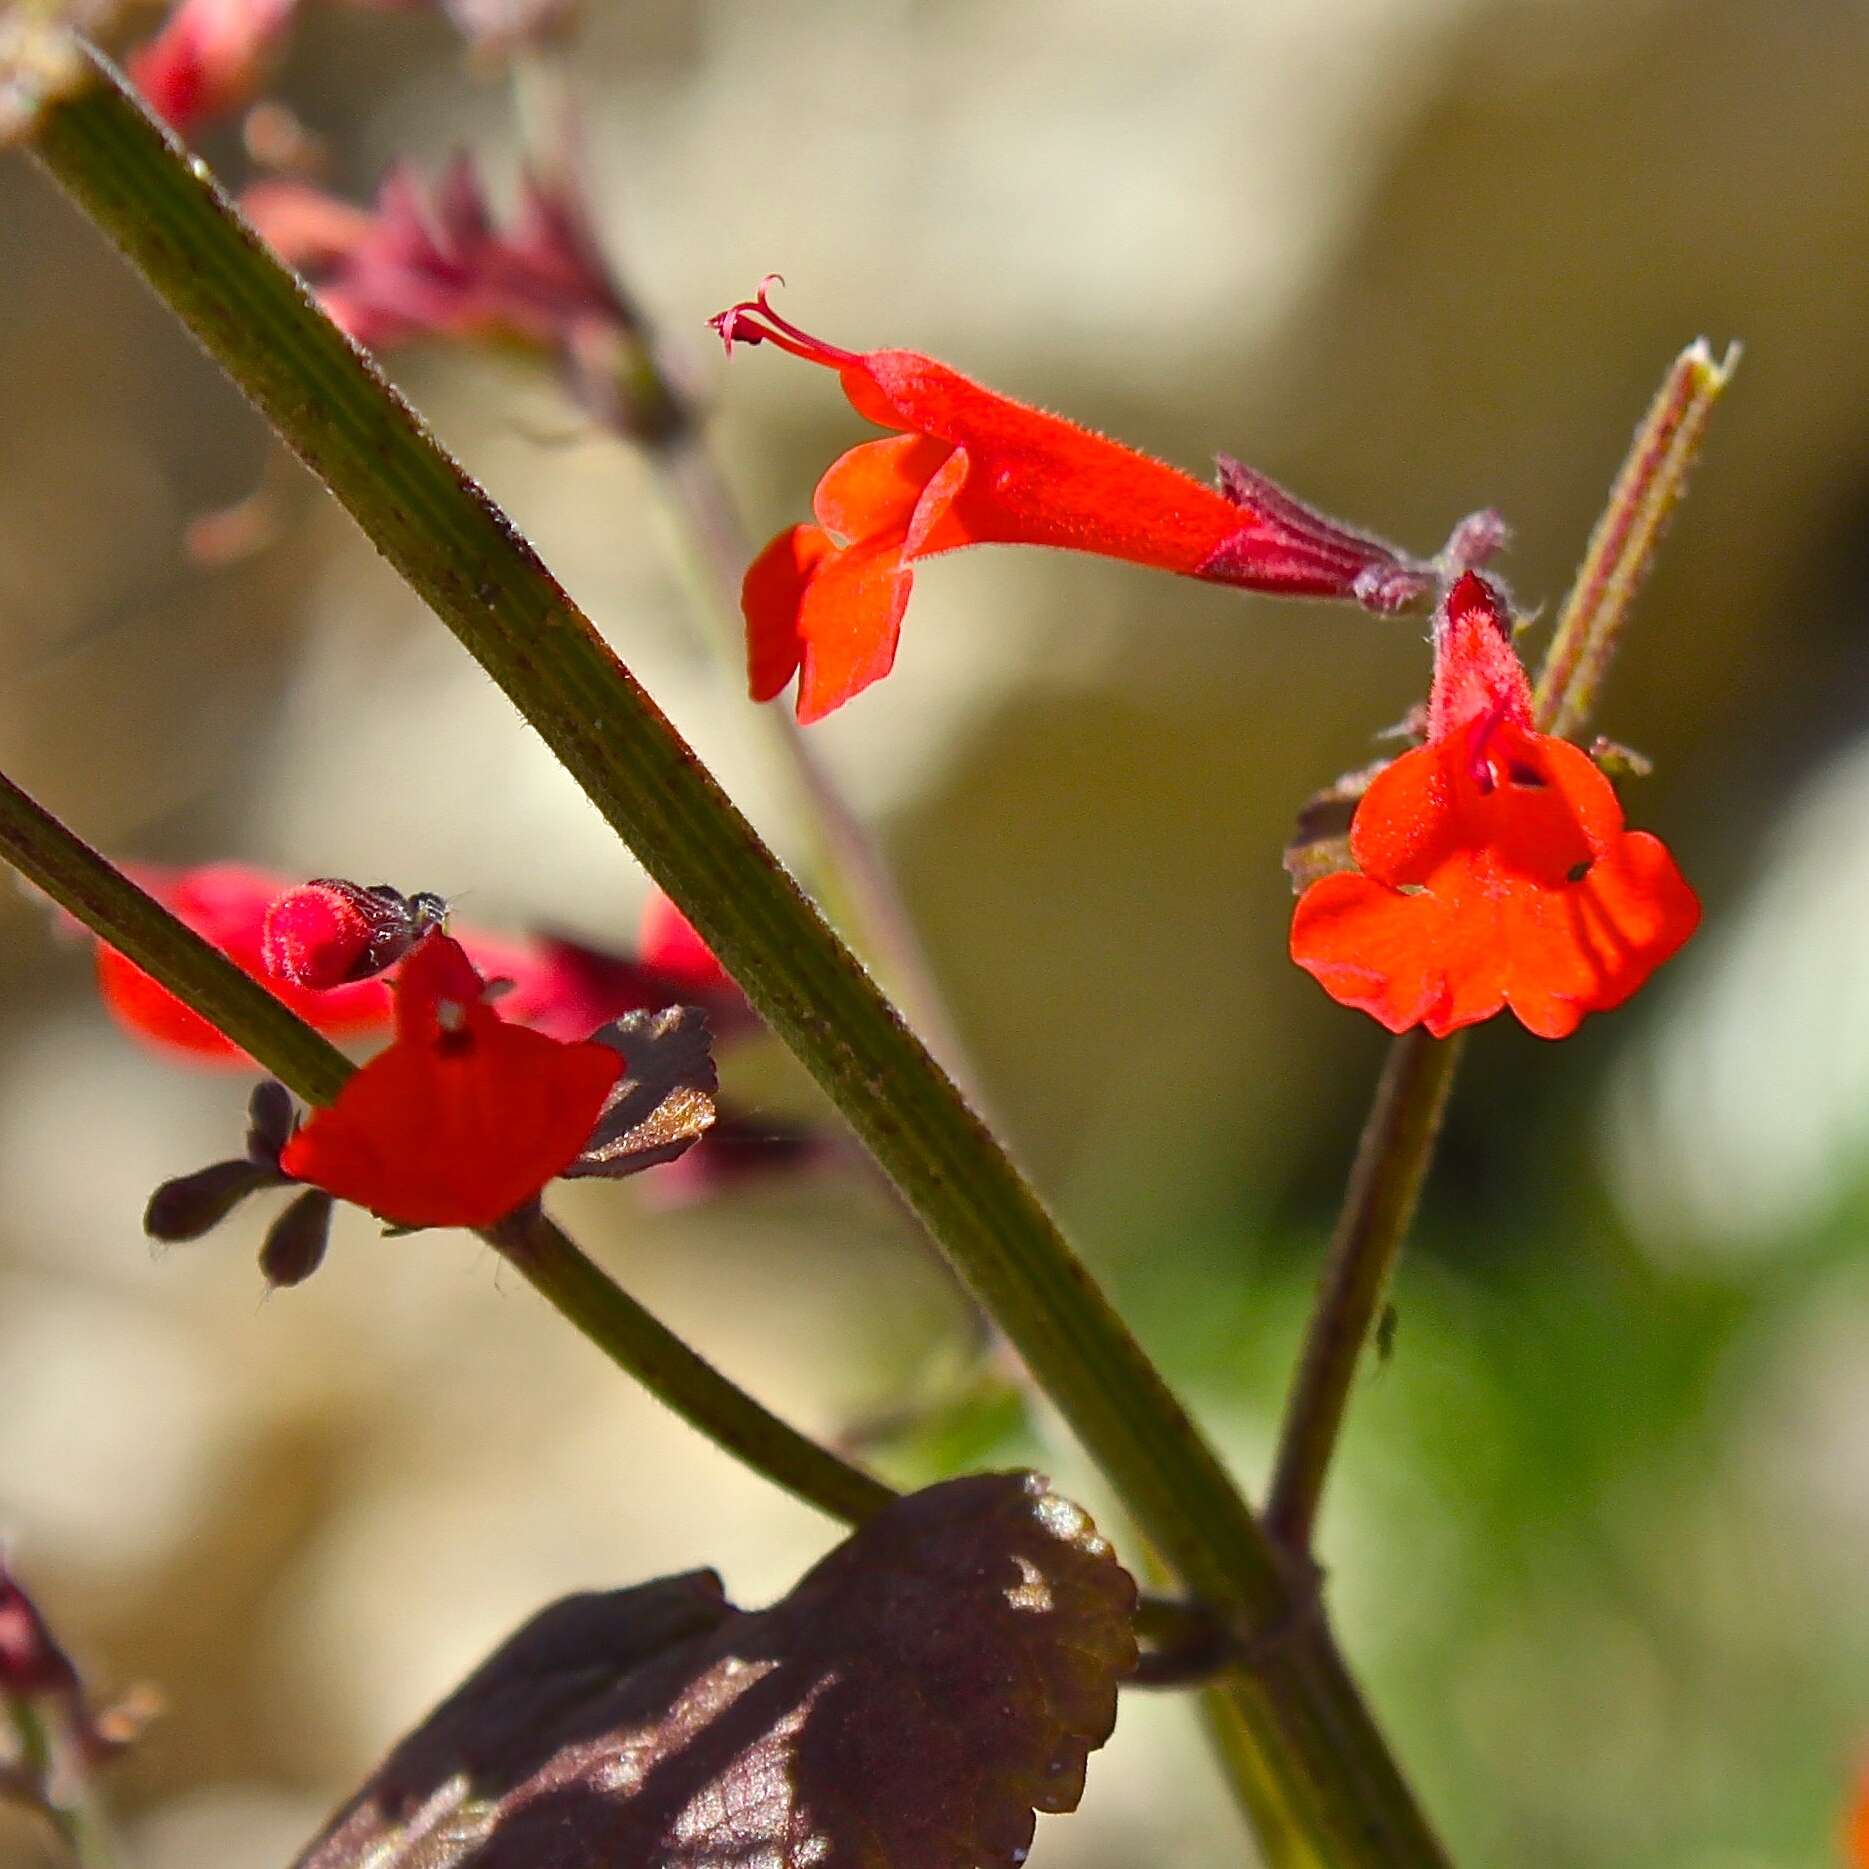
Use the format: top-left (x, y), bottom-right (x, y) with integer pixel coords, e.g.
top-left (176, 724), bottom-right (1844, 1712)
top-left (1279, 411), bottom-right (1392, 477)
top-left (1283, 753), bottom-right (1399, 892)
top-left (564, 1005), bottom-right (717, 1181)
top-left (143, 1157), bottom-right (280, 1242)
top-left (293, 1473), bottom-right (1137, 1869)
top-left (259, 1189), bottom-right (336, 1288)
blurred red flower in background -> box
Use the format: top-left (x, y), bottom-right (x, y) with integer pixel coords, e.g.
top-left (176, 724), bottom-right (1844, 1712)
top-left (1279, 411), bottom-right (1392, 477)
top-left (128, 0), bottom-right (578, 131)
top-left (244, 157), bottom-right (629, 360)
top-left (128, 0), bottom-right (300, 131)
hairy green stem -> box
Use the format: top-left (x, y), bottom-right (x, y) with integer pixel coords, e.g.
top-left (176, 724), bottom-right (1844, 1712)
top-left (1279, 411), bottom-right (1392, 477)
top-left (24, 52), bottom-right (1450, 1862)
top-left (490, 1207), bottom-right (897, 1523)
top-left (1533, 340), bottom-right (1740, 742)
top-left (1265, 1030), bottom-right (1462, 1551)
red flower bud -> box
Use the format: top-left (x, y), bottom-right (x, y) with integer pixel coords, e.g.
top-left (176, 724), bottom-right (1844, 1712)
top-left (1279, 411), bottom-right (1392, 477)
top-left (0, 1563), bottom-right (81, 1702)
top-left (261, 878), bottom-right (447, 989)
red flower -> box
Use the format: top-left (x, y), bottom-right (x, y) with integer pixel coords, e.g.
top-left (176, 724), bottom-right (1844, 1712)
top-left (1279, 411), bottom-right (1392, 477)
top-left (243, 158), bottom-right (631, 364)
top-left (1289, 572), bottom-right (1699, 1039)
top-left (128, 0), bottom-right (301, 132)
top-left (710, 279), bottom-right (1488, 723)
top-left (1849, 1764), bottom-right (1869, 1869)
top-left (82, 863), bottom-right (739, 1064)
top-left (278, 933), bottom-right (620, 1227)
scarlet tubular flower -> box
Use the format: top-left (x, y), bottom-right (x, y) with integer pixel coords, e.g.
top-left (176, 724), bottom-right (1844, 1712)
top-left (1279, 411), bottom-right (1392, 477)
top-left (1289, 572), bottom-right (1700, 1039)
top-left (711, 279), bottom-right (1485, 723)
top-left (279, 933), bottom-right (621, 1227)
top-left (82, 864), bottom-right (740, 1064)
top-left (1850, 1765), bottom-right (1869, 1869)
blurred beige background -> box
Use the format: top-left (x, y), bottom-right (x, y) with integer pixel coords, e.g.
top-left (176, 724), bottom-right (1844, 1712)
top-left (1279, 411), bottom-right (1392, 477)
top-left (4, 0), bottom-right (1869, 1863)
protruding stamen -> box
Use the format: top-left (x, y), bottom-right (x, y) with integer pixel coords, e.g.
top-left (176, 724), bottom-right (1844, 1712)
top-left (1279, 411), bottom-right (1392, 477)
top-left (707, 275), bottom-right (864, 369)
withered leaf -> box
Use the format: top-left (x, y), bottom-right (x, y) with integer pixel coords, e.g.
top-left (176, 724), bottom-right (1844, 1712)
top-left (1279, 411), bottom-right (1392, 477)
top-left (293, 1472), bottom-right (1137, 1869)
top-left (1282, 752), bottom-right (1397, 892)
top-left (564, 1005), bottom-right (718, 1180)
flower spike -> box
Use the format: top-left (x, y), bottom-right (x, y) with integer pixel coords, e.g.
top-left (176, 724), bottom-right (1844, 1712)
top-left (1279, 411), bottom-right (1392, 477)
top-left (712, 279), bottom-right (1494, 723)
top-left (1289, 572), bottom-right (1700, 1039)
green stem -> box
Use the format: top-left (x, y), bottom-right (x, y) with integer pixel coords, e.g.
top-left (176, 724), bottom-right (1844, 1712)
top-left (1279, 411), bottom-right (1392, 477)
top-left (491, 1209), bottom-right (900, 1523)
top-left (1532, 339), bottom-right (1740, 742)
top-left (1258, 339), bottom-right (1739, 1563)
top-left (1264, 1030), bottom-right (1462, 1551)
top-left (2, 1695), bottom-right (116, 1869)
top-left (25, 51), bottom-right (1448, 1862)
top-left (0, 769), bottom-right (352, 1102)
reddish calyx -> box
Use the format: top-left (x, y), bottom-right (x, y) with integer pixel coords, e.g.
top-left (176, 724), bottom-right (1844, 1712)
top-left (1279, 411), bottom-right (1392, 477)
top-left (1289, 572), bottom-right (1700, 1039)
top-left (713, 279), bottom-right (1483, 724)
top-left (279, 934), bottom-right (621, 1228)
